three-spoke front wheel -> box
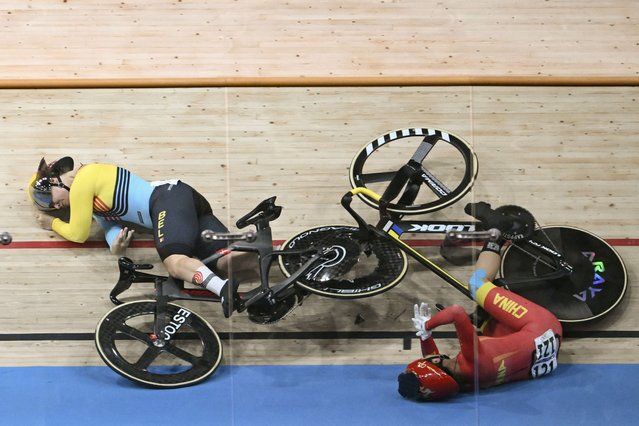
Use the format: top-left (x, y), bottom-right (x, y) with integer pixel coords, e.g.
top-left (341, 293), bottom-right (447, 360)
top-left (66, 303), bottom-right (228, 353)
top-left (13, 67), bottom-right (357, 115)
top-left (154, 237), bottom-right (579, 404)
top-left (95, 300), bottom-right (223, 388)
top-left (349, 128), bottom-right (478, 214)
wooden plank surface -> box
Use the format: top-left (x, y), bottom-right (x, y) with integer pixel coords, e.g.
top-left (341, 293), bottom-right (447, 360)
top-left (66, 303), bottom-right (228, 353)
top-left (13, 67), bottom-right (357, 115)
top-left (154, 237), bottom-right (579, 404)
top-left (1, 1), bottom-right (638, 84)
top-left (0, 86), bottom-right (637, 366)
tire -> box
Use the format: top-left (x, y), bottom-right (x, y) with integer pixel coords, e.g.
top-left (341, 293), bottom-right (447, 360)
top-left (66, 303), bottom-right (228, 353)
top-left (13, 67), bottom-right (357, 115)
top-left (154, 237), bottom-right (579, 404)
top-left (95, 300), bottom-right (223, 388)
top-left (278, 225), bottom-right (408, 298)
top-left (500, 226), bottom-right (628, 323)
top-left (349, 128), bottom-right (478, 214)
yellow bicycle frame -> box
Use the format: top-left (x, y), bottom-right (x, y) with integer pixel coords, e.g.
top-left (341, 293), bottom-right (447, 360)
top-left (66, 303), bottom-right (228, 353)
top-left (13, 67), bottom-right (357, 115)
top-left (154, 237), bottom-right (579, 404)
top-left (350, 187), bottom-right (472, 298)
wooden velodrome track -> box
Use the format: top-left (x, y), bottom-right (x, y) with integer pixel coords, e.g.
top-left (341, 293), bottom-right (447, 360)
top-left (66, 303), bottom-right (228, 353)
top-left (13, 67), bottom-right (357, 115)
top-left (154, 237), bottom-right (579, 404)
top-left (0, 1), bottom-right (637, 369)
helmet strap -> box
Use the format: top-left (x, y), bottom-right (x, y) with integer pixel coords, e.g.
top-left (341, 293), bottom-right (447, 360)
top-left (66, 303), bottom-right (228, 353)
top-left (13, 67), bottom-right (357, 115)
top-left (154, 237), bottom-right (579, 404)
top-left (51, 177), bottom-right (71, 192)
top-left (444, 357), bottom-right (462, 384)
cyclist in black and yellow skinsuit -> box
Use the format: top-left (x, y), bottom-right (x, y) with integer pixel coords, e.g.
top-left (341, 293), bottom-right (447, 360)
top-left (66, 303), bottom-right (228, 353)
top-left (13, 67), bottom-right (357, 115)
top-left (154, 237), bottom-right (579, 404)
top-left (29, 157), bottom-right (238, 317)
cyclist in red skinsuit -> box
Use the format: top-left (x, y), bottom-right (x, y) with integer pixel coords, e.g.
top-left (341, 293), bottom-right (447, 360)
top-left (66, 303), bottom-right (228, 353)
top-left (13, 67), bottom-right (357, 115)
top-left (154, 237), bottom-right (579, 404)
top-left (398, 238), bottom-right (563, 401)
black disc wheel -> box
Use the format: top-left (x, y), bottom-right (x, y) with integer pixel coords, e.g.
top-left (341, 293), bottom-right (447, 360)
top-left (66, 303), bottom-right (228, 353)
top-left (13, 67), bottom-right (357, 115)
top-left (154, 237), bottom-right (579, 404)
top-left (501, 226), bottom-right (628, 323)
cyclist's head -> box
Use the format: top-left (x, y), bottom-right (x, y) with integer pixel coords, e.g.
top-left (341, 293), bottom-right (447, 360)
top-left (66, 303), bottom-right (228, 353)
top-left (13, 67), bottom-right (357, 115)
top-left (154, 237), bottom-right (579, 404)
top-left (397, 354), bottom-right (460, 401)
top-left (28, 157), bottom-right (74, 211)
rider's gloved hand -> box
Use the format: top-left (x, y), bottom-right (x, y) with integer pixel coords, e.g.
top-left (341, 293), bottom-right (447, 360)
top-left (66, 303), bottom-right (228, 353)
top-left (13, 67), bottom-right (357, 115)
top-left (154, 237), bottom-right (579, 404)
top-left (411, 302), bottom-right (432, 340)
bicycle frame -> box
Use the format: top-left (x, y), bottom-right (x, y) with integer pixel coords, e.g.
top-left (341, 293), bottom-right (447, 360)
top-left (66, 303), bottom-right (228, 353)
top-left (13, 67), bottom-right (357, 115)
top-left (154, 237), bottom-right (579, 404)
top-left (341, 188), bottom-right (473, 298)
top-left (341, 187), bottom-right (573, 299)
top-left (108, 197), bottom-right (328, 320)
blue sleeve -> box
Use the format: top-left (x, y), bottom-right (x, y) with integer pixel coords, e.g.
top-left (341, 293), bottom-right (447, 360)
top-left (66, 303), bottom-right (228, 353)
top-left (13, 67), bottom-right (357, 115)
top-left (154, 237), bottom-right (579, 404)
top-left (93, 214), bottom-right (123, 250)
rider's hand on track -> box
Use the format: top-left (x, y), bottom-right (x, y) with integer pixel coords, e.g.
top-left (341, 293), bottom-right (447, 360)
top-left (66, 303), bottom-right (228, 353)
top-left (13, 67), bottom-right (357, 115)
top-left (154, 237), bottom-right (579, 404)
top-left (35, 212), bottom-right (54, 230)
top-left (112, 227), bottom-right (134, 255)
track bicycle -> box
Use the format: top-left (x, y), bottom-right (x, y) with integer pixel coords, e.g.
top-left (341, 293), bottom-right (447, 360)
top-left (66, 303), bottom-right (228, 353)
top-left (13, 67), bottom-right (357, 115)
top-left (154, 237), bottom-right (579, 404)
top-left (277, 127), bottom-right (628, 324)
top-left (95, 196), bottom-right (332, 388)
top-left (94, 127), bottom-right (628, 387)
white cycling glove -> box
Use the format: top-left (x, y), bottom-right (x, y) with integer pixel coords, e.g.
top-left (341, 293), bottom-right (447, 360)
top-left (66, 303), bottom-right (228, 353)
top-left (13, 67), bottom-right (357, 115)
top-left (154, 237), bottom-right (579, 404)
top-left (411, 302), bottom-right (432, 340)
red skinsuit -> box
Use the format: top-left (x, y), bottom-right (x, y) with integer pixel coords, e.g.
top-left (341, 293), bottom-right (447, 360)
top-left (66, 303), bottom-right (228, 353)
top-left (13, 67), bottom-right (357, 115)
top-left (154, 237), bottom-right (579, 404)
top-left (421, 282), bottom-right (563, 389)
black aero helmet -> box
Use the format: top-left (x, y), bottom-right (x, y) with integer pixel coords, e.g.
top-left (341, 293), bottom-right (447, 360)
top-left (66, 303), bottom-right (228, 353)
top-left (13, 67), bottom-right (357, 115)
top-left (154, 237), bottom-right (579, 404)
top-left (28, 157), bottom-right (74, 211)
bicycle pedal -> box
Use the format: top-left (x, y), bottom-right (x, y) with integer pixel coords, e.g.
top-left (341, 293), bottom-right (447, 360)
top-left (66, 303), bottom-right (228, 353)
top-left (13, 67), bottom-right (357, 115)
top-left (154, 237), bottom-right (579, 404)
top-left (246, 294), bottom-right (297, 325)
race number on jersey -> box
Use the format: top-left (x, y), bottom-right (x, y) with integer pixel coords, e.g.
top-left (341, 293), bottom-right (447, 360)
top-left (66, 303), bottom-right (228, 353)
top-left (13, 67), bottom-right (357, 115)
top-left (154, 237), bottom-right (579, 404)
top-left (531, 329), bottom-right (559, 378)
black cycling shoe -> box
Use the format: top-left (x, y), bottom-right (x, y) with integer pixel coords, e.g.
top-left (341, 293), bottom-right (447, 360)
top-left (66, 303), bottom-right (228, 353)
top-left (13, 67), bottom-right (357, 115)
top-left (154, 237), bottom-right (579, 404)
top-left (220, 279), bottom-right (240, 318)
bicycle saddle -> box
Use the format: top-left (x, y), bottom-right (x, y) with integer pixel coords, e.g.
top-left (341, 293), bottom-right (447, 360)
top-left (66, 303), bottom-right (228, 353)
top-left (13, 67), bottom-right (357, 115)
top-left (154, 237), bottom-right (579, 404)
top-left (110, 257), bottom-right (157, 305)
top-left (118, 256), bottom-right (154, 272)
top-left (236, 196), bottom-right (282, 229)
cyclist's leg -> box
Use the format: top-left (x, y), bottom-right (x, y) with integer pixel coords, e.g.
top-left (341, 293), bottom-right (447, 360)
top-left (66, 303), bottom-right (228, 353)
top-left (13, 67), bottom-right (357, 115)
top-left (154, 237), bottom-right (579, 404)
top-left (469, 241), bottom-right (504, 326)
top-left (473, 249), bottom-right (501, 285)
top-left (150, 183), bottom-right (227, 294)
top-left (470, 241), bottom-right (528, 337)
top-left (195, 212), bottom-right (258, 280)
top-left (475, 281), bottom-right (562, 338)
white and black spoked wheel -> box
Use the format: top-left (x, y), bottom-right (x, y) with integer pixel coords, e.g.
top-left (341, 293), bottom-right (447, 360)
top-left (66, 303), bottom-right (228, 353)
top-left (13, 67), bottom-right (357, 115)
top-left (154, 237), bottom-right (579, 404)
top-left (349, 128), bottom-right (478, 215)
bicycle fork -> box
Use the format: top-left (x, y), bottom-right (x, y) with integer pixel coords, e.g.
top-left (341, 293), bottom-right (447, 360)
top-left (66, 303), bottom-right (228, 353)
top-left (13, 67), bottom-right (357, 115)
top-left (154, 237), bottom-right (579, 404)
top-left (150, 277), bottom-right (194, 348)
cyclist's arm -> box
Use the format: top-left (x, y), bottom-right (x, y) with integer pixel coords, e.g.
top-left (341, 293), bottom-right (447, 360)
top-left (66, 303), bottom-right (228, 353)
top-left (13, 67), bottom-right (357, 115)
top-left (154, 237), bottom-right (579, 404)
top-left (419, 336), bottom-right (440, 357)
top-left (51, 179), bottom-right (96, 243)
top-left (426, 306), bottom-right (477, 361)
top-left (93, 215), bottom-right (123, 251)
